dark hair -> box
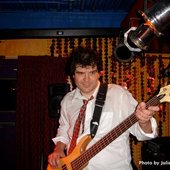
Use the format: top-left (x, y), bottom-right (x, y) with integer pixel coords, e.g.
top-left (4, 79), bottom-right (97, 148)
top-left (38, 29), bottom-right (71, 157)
top-left (65, 46), bottom-right (103, 76)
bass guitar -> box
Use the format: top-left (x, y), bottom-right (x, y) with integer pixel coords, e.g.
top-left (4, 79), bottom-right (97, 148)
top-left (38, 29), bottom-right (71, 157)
top-left (47, 85), bottom-right (170, 170)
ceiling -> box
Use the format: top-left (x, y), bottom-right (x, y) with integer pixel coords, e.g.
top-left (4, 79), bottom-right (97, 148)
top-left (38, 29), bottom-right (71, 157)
top-left (0, 0), bottom-right (140, 29)
top-left (0, 0), bottom-right (159, 38)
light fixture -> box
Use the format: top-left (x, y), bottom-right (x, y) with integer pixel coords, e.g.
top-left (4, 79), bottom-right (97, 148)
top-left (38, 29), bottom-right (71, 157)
top-left (115, 0), bottom-right (170, 62)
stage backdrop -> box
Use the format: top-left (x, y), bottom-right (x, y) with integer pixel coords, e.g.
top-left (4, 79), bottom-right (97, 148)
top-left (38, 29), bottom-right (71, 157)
top-left (16, 37), bottom-right (170, 170)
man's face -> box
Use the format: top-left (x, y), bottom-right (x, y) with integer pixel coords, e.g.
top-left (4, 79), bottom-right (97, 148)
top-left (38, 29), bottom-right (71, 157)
top-left (73, 65), bottom-right (100, 98)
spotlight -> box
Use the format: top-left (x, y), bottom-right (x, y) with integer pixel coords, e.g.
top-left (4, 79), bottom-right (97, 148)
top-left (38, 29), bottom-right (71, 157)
top-left (128, 0), bottom-right (170, 51)
top-left (115, 0), bottom-right (170, 62)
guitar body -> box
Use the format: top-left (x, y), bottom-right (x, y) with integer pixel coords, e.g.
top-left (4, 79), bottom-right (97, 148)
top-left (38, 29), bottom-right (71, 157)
top-left (47, 135), bottom-right (92, 170)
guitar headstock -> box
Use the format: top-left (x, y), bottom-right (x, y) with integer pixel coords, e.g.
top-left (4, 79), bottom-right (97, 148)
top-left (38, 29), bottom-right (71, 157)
top-left (157, 85), bottom-right (170, 103)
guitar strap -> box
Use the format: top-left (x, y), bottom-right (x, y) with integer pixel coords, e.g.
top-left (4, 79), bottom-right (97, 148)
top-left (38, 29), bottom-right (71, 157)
top-left (90, 83), bottom-right (108, 138)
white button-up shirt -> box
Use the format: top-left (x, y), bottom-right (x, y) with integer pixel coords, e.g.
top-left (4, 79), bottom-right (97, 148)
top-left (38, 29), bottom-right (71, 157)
top-left (52, 83), bottom-right (157, 170)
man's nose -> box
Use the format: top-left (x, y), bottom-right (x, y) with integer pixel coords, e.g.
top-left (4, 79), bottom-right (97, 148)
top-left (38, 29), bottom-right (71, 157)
top-left (83, 73), bottom-right (90, 80)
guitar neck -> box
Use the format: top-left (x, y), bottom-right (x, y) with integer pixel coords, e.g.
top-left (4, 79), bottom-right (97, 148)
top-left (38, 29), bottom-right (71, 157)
top-left (71, 94), bottom-right (163, 170)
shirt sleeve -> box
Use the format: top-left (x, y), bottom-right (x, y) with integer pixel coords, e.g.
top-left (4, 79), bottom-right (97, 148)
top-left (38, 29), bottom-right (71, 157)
top-left (52, 97), bottom-right (70, 146)
top-left (133, 117), bottom-right (158, 140)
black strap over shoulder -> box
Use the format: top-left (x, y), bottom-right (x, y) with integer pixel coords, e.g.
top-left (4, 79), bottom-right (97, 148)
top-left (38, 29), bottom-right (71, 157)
top-left (90, 83), bottom-right (108, 138)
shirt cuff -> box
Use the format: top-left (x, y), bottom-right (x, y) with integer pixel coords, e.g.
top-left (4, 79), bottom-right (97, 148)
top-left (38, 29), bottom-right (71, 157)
top-left (52, 136), bottom-right (69, 146)
top-left (138, 117), bottom-right (158, 138)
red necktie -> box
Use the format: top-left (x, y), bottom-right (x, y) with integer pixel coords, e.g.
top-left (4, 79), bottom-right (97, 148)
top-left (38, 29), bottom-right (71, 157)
top-left (68, 96), bottom-right (93, 155)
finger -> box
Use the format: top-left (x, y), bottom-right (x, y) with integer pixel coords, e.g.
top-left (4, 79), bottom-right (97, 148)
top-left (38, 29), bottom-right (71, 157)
top-left (138, 102), bottom-right (146, 109)
top-left (136, 109), bottom-right (152, 123)
top-left (50, 158), bottom-right (58, 168)
top-left (48, 154), bottom-right (59, 168)
top-left (148, 106), bottom-right (160, 112)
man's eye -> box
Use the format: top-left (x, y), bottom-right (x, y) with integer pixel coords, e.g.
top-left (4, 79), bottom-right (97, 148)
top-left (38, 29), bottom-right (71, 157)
top-left (76, 72), bottom-right (84, 75)
top-left (91, 70), bottom-right (97, 74)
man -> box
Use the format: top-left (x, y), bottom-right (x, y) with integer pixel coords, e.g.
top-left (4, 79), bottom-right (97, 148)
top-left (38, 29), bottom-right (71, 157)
top-left (48, 46), bottom-right (159, 170)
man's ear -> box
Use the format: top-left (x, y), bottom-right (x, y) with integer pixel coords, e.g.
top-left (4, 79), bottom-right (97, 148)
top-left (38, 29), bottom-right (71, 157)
top-left (99, 70), bottom-right (104, 76)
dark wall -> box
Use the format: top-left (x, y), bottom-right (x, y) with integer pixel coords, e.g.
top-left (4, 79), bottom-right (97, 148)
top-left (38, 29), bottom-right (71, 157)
top-left (0, 59), bottom-right (17, 170)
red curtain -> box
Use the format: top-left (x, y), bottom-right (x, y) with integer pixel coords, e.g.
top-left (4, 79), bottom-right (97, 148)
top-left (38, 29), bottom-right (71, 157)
top-left (16, 56), bottom-right (68, 170)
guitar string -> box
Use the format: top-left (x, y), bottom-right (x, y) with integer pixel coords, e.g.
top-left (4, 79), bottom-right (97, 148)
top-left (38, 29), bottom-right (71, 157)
top-left (61, 164), bottom-right (67, 170)
top-left (71, 95), bottom-right (161, 170)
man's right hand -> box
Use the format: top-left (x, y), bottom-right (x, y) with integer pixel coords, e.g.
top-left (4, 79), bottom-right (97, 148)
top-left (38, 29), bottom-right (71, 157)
top-left (48, 142), bottom-right (66, 168)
